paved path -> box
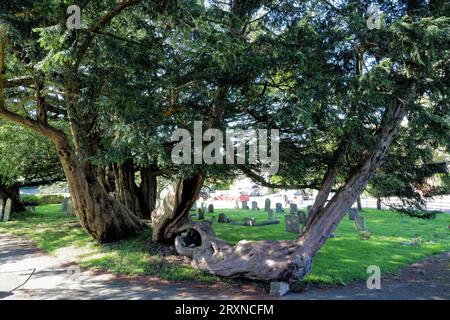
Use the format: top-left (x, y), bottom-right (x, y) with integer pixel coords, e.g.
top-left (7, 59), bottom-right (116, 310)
top-left (1, 233), bottom-right (448, 300)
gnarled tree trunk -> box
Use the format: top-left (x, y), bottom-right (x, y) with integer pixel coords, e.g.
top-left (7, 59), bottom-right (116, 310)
top-left (140, 166), bottom-right (158, 219)
top-left (98, 162), bottom-right (157, 220)
top-left (151, 172), bottom-right (203, 242)
top-left (0, 183), bottom-right (25, 213)
top-left (55, 137), bottom-right (144, 243)
top-left (176, 221), bottom-right (312, 280)
top-left (111, 159), bottom-right (144, 219)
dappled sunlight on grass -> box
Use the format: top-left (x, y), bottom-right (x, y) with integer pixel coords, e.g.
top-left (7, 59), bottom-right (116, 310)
top-left (1, 205), bottom-right (448, 285)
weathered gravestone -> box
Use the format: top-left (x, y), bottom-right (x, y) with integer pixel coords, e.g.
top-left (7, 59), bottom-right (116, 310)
top-left (355, 215), bottom-right (366, 231)
top-left (289, 203), bottom-right (297, 215)
top-left (244, 217), bottom-right (256, 226)
top-left (270, 281), bottom-right (290, 296)
top-left (348, 208), bottom-right (359, 221)
top-left (306, 205), bottom-right (313, 217)
top-left (297, 210), bottom-right (307, 224)
top-left (61, 197), bottom-right (70, 212)
top-left (241, 201), bottom-right (249, 210)
top-left (3, 198), bottom-right (12, 222)
top-left (285, 214), bottom-right (300, 233)
top-left (64, 198), bottom-right (76, 216)
top-left (255, 220), bottom-right (280, 226)
top-left (208, 204), bottom-right (214, 213)
top-left (0, 198), bottom-right (4, 220)
top-left (198, 208), bottom-right (205, 220)
top-left (275, 203), bottom-right (283, 213)
top-left (251, 201), bottom-right (258, 210)
top-left (268, 209), bottom-right (274, 220)
top-left (218, 213), bottom-right (228, 223)
top-left (191, 202), bottom-right (197, 211)
top-left (264, 198), bottom-right (271, 212)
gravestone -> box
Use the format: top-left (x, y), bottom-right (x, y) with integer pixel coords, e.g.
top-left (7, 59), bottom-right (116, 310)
top-left (270, 281), bottom-right (290, 296)
top-left (289, 203), bottom-right (297, 215)
top-left (275, 203), bottom-right (283, 213)
top-left (297, 210), bottom-right (307, 224)
top-left (66, 199), bottom-right (76, 216)
top-left (208, 204), bottom-right (214, 213)
top-left (285, 214), bottom-right (300, 233)
top-left (3, 198), bottom-right (12, 222)
top-left (241, 201), bottom-right (249, 209)
top-left (306, 205), bottom-right (313, 217)
top-left (251, 201), bottom-right (258, 210)
top-left (255, 220), bottom-right (279, 226)
top-left (61, 197), bottom-right (70, 212)
top-left (264, 198), bottom-right (271, 212)
top-left (348, 208), bottom-right (358, 221)
top-left (198, 208), bottom-right (205, 220)
top-left (355, 215), bottom-right (366, 231)
top-left (268, 209), bottom-right (274, 220)
top-left (191, 202), bottom-right (197, 211)
top-left (243, 217), bottom-right (256, 226)
top-left (218, 213), bottom-right (228, 223)
top-left (0, 198), bottom-right (4, 220)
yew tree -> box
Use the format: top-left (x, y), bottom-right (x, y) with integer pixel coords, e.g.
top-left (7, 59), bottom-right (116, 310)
top-left (171, 0), bottom-right (450, 281)
top-left (0, 0), bottom-right (448, 282)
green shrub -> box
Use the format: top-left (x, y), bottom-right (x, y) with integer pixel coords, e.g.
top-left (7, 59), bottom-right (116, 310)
top-left (21, 195), bottom-right (40, 206)
top-left (21, 194), bottom-right (64, 206)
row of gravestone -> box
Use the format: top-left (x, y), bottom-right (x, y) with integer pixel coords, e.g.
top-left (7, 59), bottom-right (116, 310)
top-left (0, 198), bottom-right (13, 222)
top-left (216, 212), bottom-right (280, 227)
top-left (193, 201), bottom-right (365, 233)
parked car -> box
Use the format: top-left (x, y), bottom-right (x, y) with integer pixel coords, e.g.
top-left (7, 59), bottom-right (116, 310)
top-left (239, 191), bottom-right (250, 202)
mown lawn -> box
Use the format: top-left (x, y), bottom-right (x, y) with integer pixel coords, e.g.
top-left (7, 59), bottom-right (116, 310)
top-left (0, 204), bottom-right (449, 285)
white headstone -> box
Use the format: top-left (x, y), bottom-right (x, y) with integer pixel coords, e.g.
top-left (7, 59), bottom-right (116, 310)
top-left (3, 198), bottom-right (12, 222)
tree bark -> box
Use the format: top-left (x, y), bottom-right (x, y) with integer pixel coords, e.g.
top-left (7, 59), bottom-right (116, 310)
top-left (357, 196), bottom-right (362, 211)
top-left (377, 197), bottom-right (382, 210)
top-left (110, 159), bottom-right (144, 219)
top-left (151, 172), bottom-right (203, 242)
top-left (140, 166), bottom-right (158, 219)
top-left (54, 137), bottom-right (144, 242)
top-left (304, 144), bottom-right (347, 231)
top-left (0, 184), bottom-right (25, 213)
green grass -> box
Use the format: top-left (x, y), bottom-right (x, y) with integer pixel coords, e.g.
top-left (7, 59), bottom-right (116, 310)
top-left (0, 204), bottom-right (449, 285)
top-left (205, 208), bottom-right (450, 285)
top-left (0, 205), bottom-right (216, 282)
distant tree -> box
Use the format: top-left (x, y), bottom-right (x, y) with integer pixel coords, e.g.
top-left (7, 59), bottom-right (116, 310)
top-left (0, 122), bottom-right (64, 212)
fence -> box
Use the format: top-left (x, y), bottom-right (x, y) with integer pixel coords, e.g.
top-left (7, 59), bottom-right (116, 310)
top-left (359, 195), bottom-right (450, 213)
